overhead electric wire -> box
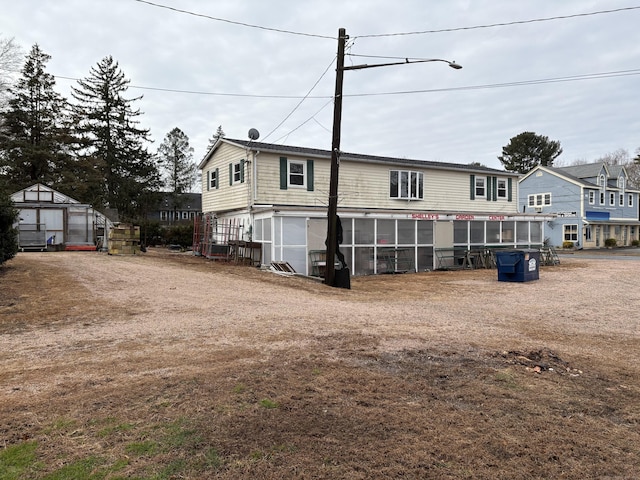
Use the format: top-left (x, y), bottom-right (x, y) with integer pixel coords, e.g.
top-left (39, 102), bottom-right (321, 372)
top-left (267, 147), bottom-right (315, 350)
top-left (262, 55), bottom-right (339, 141)
top-left (54, 68), bottom-right (640, 100)
top-left (344, 69), bottom-right (640, 97)
top-left (355, 6), bottom-right (640, 38)
top-left (132, 0), bottom-right (335, 39)
top-left (131, 0), bottom-right (640, 41)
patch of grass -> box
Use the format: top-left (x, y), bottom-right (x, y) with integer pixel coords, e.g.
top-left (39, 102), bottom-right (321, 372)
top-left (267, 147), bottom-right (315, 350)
top-left (125, 440), bottom-right (158, 456)
top-left (494, 369), bottom-right (519, 389)
top-left (0, 441), bottom-right (38, 480)
top-left (41, 456), bottom-right (107, 480)
top-left (259, 398), bottom-right (278, 409)
top-left (232, 383), bottom-right (246, 394)
top-left (95, 418), bottom-right (135, 438)
top-left (162, 418), bottom-right (202, 450)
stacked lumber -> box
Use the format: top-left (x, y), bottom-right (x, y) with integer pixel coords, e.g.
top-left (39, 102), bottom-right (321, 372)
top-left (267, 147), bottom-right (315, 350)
top-left (108, 225), bottom-right (140, 255)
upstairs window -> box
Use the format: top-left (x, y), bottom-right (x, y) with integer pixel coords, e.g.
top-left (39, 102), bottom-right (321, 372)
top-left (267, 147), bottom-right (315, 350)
top-left (620, 193), bottom-right (624, 206)
top-left (390, 170), bottom-right (424, 200)
top-left (600, 192), bottom-right (605, 205)
top-left (497, 179), bottom-right (507, 198)
top-left (527, 193), bottom-right (551, 207)
top-left (609, 192), bottom-right (615, 206)
top-left (288, 160), bottom-right (306, 187)
top-left (475, 177), bottom-right (485, 198)
top-left (588, 191), bottom-right (595, 205)
top-left (629, 194), bottom-right (634, 207)
top-left (208, 168), bottom-right (218, 190)
top-left (279, 157), bottom-right (314, 191)
top-left (229, 160), bottom-right (245, 185)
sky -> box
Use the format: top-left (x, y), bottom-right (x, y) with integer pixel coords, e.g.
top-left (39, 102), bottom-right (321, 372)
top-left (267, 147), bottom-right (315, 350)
top-left (1, 0), bottom-right (639, 171)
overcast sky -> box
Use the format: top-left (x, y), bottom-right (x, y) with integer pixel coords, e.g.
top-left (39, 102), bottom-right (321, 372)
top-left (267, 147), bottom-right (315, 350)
top-left (2, 0), bottom-right (639, 170)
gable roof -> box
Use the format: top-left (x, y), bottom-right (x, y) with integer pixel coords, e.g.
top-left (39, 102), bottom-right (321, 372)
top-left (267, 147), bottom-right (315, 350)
top-left (200, 138), bottom-right (517, 176)
top-left (555, 163), bottom-right (609, 179)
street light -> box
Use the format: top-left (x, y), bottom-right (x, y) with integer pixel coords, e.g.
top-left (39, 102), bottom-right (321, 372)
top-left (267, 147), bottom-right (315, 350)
top-left (324, 27), bottom-right (462, 288)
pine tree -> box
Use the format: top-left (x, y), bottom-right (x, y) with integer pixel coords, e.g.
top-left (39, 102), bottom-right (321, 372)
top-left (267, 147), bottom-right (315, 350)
top-left (71, 56), bottom-right (160, 220)
top-left (207, 125), bottom-right (225, 150)
top-left (0, 185), bottom-right (18, 265)
top-left (0, 44), bottom-right (74, 191)
top-left (498, 132), bottom-right (562, 173)
top-left (157, 127), bottom-right (196, 194)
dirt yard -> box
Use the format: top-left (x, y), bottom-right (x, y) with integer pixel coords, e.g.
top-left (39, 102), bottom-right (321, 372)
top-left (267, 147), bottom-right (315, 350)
top-left (1, 249), bottom-right (639, 479)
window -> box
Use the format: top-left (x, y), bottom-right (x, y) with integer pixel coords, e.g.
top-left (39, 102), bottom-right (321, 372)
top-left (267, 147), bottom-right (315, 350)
top-left (233, 162), bottom-right (242, 183)
top-left (288, 160), bottom-right (305, 187)
top-left (208, 168), bottom-right (218, 190)
top-left (598, 174), bottom-right (605, 187)
top-left (600, 192), bottom-right (605, 205)
top-left (229, 160), bottom-right (245, 185)
top-left (620, 193), bottom-right (624, 206)
top-left (564, 224), bottom-right (578, 242)
top-left (389, 170), bottom-right (424, 200)
top-left (475, 177), bottom-right (485, 198)
top-left (618, 177), bottom-right (625, 190)
top-left (279, 157), bottom-right (314, 191)
top-left (629, 194), bottom-right (634, 207)
top-left (497, 179), bottom-right (507, 198)
top-left (588, 191), bottom-right (595, 205)
top-left (609, 192), bottom-right (615, 206)
top-left (527, 193), bottom-right (551, 207)
top-left (182, 211), bottom-right (189, 220)
top-left (160, 211), bottom-right (167, 221)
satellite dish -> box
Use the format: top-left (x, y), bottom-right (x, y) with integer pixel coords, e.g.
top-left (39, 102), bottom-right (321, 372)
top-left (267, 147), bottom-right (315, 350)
top-left (248, 128), bottom-right (260, 140)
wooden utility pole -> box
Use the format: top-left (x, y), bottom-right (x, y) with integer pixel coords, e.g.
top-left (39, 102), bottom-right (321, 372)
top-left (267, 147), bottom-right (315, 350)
top-left (325, 28), bottom-right (347, 287)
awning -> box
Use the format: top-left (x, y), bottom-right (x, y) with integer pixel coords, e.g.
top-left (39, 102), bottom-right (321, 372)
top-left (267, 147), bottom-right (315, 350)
top-left (583, 219), bottom-right (640, 226)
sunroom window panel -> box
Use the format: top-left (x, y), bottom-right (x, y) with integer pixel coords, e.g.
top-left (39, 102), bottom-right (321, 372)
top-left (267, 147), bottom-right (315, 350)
top-left (400, 171), bottom-right (409, 198)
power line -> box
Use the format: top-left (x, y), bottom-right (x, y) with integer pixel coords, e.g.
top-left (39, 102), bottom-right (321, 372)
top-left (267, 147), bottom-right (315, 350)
top-left (262, 56), bottom-right (338, 141)
top-left (132, 0), bottom-right (335, 39)
top-left (54, 68), bottom-right (640, 99)
top-left (355, 6), bottom-right (640, 38)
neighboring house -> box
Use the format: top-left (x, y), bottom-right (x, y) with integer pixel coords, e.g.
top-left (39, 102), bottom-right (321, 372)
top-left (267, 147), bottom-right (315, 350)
top-left (198, 138), bottom-right (550, 275)
top-left (147, 193), bottom-right (201, 225)
top-left (519, 162), bottom-right (640, 248)
top-left (11, 183), bottom-right (113, 251)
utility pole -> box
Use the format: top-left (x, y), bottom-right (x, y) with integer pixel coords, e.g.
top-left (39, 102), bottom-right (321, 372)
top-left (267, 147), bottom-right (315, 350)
top-left (324, 27), bottom-right (461, 288)
top-left (324, 27), bottom-right (347, 288)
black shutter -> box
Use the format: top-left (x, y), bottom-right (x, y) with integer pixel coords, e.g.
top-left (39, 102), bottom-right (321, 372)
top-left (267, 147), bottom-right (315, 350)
top-left (280, 157), bottom-right (288, 190)
top-left (470, 175), bottom-right (475, 200)
top-left (307, 160), bottom-right (314, 191)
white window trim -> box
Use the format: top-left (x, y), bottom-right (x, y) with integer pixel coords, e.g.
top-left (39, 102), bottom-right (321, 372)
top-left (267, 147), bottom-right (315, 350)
top-left (497, 179), bottom-right (507, 198)
top-left (232, 162), bottom-right (242, 184)
top-left (389, 170), bottom-right (424, 200)
top-left (588, 190), bottom-right (595, 205)
top-left (475, 177), bottom-right (485, 198)
top-left (609, 192), bottom-right (615, 206)
top-left (629, 194), bottom-right (634, 207)
top-left (528, 193), bottom-right (551, 207)
top-left (288, 159), bottom-right (306, 189)
top-left (209, 170), bottom-right (218, 190)
top-left (564, 224), bottom-right (578, 241)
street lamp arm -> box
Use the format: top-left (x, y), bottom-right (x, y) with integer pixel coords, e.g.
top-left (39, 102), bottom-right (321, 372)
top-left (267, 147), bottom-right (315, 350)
top-left (343, 58), bottom-right (462, 71)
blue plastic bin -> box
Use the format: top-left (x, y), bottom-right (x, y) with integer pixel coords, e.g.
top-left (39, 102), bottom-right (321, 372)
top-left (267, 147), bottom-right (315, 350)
top-left (496, 249), bottom-right (540, 282)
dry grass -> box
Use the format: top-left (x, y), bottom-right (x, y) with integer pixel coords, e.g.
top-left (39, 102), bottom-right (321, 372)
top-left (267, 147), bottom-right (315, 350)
top-left (1, 249), bottom-right (639, 479)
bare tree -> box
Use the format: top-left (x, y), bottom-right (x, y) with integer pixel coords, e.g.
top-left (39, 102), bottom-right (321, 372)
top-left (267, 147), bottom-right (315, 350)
top-left (0, 36), bottom-right (23, 107)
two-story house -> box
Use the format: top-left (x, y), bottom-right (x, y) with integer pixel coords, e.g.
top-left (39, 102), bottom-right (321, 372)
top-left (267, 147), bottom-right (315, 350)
top-left (519, 162), bottom-right (640, 248)
top-left (198, 138), bottom-right (549, 275)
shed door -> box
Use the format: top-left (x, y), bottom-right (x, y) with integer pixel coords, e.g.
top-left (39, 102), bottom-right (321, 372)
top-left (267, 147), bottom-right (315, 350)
top-left (40, 209), bottom-right (65, 244)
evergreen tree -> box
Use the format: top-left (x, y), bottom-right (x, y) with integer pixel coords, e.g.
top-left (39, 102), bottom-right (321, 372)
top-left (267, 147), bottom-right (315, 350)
top-left (207, 125), bottom-right (225, 151)
top-left (0, 185), bottom-right (18, 265)
top-left (157, 127), bottom-right (196, 193)
top-left (0, 44), bottom-right (74, 191)
top-left (71, 56), bottom-right (160, 220)
top-left (498, 132), bottom-right (562, 174)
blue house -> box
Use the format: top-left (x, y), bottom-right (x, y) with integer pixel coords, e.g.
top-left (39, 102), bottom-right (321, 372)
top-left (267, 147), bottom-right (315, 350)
top-left (519, 162), bottom-right (640, 248)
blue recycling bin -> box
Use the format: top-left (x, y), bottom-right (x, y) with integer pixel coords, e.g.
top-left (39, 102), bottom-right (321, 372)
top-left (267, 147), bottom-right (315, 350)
top-left (495, 249), bottom-right (540, 282)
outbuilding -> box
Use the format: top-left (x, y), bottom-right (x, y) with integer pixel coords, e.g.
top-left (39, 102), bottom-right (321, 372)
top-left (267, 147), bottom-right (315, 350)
top-left (11, 184), bottom-right (113, 251)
